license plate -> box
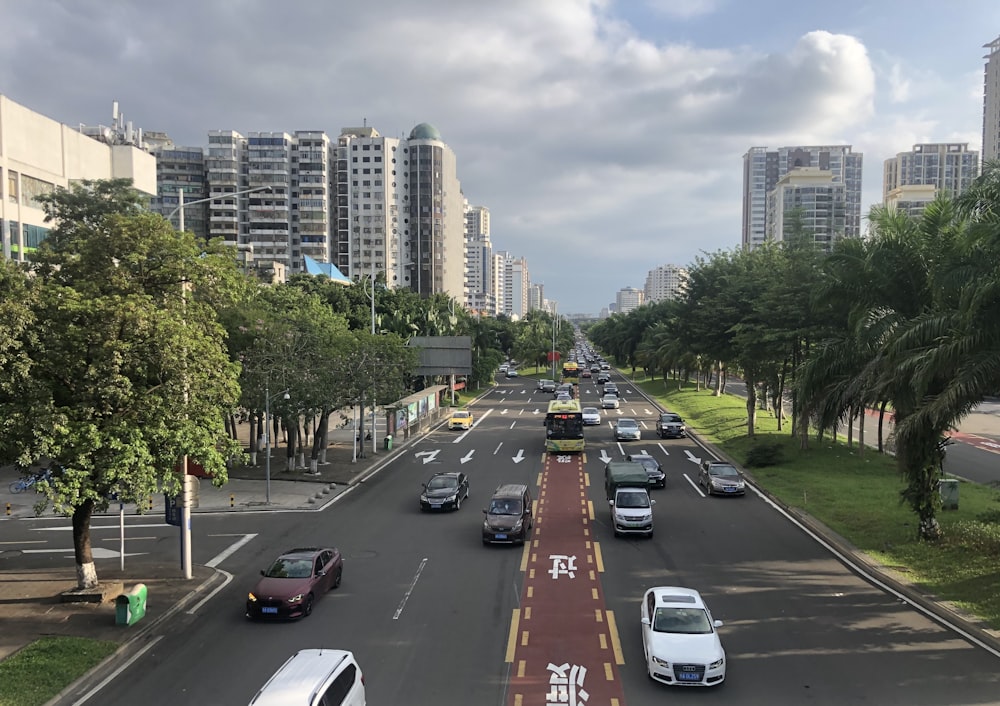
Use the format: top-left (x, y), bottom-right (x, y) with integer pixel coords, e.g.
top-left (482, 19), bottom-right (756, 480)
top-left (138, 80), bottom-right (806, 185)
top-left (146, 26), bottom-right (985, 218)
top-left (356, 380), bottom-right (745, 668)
top-left (262, 607), bottom-right (278, 615)
top-left (495, 533), bottom-right (508, 540)
top-left (431, 504), bottom-right (441, 509)
top-left (678, 672), bottom-right (700, 681)
top-left (725, 488), bottom-right (736, 493)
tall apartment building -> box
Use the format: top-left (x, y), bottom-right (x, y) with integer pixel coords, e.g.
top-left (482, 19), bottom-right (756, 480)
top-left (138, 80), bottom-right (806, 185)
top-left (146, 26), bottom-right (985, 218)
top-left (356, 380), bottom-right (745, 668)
top-left (742, 145), bottom-right (863, 249)
top-left (333, 126), bottom-right (400, 286)
top-left (1, 95), bottom-right (156, 262)
top-left (766, 168), bottom-right (847, 250)
top-left (984, 36), bottom-right (1000, 165)
top-left (882, 143), bottom-right (979, 202)
top-left (528, 283), bottom-right (544, 311)
top-left (644, 264), bottom-right (687, 303)
top-left (146, 132), bottom-right (208, 240)
top-left (400, 124), bottom-right (465, 301)
top-left (616, 287), bottom-right (644, 314)
top-left (464, 203), bottom-right (495, 314)
top-left (497, 251), bottom-right (529, 319)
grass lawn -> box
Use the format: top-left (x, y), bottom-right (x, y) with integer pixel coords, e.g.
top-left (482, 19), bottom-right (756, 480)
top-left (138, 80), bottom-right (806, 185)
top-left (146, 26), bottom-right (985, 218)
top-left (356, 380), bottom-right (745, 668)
top-left (0, 636), bottom-right (118, 706)
top-left (631, 371), bottom-right (1000, 629)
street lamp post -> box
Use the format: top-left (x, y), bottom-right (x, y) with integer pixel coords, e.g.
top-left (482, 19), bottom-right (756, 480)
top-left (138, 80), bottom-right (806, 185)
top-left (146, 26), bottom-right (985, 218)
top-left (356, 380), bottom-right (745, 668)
top-left (264, 384), bottom-right (290, 505)
top-left (169, 184), bottom-right (273, 234)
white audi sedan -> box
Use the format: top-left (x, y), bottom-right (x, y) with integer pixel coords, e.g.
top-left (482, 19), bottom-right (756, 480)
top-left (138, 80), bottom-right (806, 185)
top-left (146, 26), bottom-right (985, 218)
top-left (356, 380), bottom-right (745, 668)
top-left (640, 586), bottom-right (726, 687)
top-left (581, 407), bottom-right (602, 425)
top-left (601, 394), bottom-right (620, 409)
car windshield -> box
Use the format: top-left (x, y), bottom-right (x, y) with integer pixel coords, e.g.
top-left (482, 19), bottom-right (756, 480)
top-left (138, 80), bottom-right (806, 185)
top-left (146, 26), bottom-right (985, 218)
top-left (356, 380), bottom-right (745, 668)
top-left (453, 412), bottom-right (470, 419)
top-left (583, 408), bottom-right (599, 416)
top-left (652, 607), bottom-right (713, 634)
top-left (489, 499), bottom-right (522, 515)
top-left (265, 558), bottom-right (313, 579)
top-left (710, 465), bottom-right (739, 477)
top-left (618, 420), bottom-right (637, 428)
top-left (427, 476), bottom-right (458, 490)
top-left (662, 414), bottom-right (681, 423)
top-left (633, 457), bottom-right (656, 470)
top-left (616, 491), bottom-right (650, 508)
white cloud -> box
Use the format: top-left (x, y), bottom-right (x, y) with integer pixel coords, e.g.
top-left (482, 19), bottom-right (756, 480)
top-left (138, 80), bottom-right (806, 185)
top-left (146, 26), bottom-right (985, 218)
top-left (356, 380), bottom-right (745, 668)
top-left (644, 0), bottom-right (720, 19)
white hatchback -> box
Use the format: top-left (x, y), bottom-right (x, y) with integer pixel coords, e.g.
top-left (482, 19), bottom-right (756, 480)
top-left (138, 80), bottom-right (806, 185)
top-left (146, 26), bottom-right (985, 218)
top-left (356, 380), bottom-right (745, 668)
top-left (640, 587), bottom-right (726, 687)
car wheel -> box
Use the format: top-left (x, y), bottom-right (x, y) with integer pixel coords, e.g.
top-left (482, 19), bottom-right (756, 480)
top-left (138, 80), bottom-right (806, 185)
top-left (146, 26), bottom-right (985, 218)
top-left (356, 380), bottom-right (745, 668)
top-left (303, 594), bottom-right (314, 617)
top-left (455, 495), bottom-right (461, 511)
top-left (332, 567), bottom-right (342, 589)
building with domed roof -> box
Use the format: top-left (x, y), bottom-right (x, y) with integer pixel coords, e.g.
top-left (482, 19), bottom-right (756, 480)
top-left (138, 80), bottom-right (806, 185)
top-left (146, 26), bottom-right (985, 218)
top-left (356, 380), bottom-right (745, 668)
top-left (331, 121), bottom-right (465, 303)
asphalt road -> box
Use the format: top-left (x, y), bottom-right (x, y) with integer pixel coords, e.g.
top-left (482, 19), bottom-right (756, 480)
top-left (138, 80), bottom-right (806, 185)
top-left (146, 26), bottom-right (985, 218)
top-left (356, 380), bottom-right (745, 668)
top-left (7, 368), bottom-right (1000, 704)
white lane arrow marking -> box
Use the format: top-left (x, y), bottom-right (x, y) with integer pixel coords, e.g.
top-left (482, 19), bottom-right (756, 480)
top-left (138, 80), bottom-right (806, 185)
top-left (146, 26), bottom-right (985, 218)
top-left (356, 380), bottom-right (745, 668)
top-left (512, 449), bottom-right (526, 464)
top-left (460, 450), bottom-right (475, 464)
top-left (684, 449), bottom-right (702, 465)
top-left (599, 451), bottom-right (612, 464)
top-left (501, 409), bottom-right (508, 415)
top-left (22, 547), bottom-right (147, 559)
top-left (415, 450), bottom-right (441, 464)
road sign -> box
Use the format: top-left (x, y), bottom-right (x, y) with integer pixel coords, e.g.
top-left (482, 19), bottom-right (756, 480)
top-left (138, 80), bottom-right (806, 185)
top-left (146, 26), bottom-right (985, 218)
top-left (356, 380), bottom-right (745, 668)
top-left (165, 494), bottom-right (181, 526)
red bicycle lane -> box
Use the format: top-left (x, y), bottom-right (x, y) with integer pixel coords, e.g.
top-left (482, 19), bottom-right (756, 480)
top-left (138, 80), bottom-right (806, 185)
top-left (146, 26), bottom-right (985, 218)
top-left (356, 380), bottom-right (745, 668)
top-left (505, 454), bottom-right (627, 706)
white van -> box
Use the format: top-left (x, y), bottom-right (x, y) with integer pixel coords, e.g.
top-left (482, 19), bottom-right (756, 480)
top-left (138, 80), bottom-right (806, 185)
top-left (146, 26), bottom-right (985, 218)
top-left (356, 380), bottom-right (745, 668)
top-left (249, 649), bottom-right (365, 706)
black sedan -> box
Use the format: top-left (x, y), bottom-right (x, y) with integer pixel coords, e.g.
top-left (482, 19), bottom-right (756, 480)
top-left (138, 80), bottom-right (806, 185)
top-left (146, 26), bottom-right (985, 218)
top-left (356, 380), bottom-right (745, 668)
top-left (246, 547), bottom-right (343, 620)
top-left (626, 452), bottom-right (666, 488)
top-left (420, 472), bottom-right (470, 511)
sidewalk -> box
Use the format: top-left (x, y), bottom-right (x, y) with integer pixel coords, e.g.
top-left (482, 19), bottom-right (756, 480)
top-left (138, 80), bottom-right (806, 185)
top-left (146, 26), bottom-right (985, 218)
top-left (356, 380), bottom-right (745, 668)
top-left (0, 427), bottom-right (400, 671)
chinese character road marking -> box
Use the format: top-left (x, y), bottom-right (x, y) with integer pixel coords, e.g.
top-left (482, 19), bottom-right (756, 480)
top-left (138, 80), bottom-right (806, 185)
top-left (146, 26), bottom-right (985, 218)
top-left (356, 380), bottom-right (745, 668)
top-left (548, 554), bottom-right (577, 579)
top-left (546, 663), bottom-right (589, 705)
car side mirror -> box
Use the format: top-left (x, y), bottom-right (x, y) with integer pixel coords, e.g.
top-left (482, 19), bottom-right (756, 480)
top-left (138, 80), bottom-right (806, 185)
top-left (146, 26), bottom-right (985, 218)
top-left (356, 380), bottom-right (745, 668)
top-left (316, 570), bottom-right (326, 577)
top-left (260, 570), bottom-right (265, 576)
top-left (641, 617), bottom-right (651, 626)
top-left (650, 499), bottom-right (657, 506)
top-left (608, 500), bottom-right (615, 507)
top-left (421, 483), bottom-right (427, 489)
top-left (483, 508), bottom-right (488, 514)
top-left (714, 619), bottom-right (724, 628)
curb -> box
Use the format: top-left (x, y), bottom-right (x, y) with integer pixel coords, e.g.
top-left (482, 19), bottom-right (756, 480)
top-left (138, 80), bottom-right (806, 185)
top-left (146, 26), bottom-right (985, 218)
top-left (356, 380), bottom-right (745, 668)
top-left (46, 568), bottom-right (225, 706)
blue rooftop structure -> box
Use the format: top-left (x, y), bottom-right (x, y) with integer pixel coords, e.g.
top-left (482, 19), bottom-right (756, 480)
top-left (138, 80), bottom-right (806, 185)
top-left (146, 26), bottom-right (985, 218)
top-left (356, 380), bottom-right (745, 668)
top-left (303, 255), bottom-right (351, 284)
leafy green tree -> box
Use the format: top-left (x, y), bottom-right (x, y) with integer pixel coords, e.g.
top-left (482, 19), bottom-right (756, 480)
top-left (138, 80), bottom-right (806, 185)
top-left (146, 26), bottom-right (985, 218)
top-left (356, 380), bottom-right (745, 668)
top-left (0, 180), bottom-right (241, 589)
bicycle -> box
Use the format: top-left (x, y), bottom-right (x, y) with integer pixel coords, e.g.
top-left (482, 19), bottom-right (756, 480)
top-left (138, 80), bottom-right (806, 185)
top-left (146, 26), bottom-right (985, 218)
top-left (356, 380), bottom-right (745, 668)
top-left (8, 468), bottom-right (51, 494)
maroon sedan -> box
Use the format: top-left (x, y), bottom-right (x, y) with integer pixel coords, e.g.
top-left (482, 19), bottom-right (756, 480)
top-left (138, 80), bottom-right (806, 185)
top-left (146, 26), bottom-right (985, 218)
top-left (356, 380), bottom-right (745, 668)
top-left (246, 547), bottom-right (343, 620)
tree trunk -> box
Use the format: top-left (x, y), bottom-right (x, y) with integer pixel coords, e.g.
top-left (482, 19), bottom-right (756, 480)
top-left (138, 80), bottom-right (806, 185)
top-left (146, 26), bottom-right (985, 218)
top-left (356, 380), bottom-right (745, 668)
top-left (858, 406), bottom-right (865, 458)
top-left (878, 400), bottom-right (888, 453)
top-left (744, 373), bottom-right (757, 436)
top-left (847, 408), bottom-right (855, 448)
top-left (285, 419), bottom-right (296, 472)
top-left (72, 498), bottom-right (98, 589)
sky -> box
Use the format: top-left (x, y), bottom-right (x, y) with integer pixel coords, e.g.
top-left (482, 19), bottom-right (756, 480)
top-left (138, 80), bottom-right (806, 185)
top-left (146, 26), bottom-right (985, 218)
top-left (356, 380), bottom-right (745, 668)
top-left (1, 0), bottom-right (998, 316)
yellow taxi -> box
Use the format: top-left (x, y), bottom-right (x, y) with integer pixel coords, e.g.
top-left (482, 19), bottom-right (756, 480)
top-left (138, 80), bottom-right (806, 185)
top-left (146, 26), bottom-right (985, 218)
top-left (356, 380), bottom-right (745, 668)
top-left (448, 409), bottom-right (474, 430)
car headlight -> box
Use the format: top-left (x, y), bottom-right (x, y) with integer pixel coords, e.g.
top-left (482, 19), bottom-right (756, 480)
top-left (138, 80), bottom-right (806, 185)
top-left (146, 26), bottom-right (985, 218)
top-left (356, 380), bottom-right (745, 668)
top-left (512, 519), bottom-right (523, 530)
top-left (288, 593), bottom-right (304, 603)
top-left (445, 494), bottom-right (457, 502)
top-left (709, 657), bottom-right (724, 669)
top-left (247, 592), bottom-right (258, 602)
top-left (652, 656), bottom-right (670, 667)
top-left (640, 513), bottom-right (652, 521)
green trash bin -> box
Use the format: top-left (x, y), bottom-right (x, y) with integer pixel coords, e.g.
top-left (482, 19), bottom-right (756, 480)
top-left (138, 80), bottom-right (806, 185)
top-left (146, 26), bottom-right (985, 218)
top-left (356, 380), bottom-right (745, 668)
top-left (384, 435), bottom-right (393, 451)
top-left (115, 583), bottom-right (148, 626)
top-left (939, 478), bottom-right (959, 510)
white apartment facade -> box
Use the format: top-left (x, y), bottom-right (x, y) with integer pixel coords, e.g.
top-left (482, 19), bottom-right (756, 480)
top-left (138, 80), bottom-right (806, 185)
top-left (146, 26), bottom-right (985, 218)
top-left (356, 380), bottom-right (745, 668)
top-left (0, 95), bottom-right (156, 262)
top-left (464, 203), bottom-right (495, 314)
top-left (743, 145), bottom-right (863, 250)
top-left (497, 251), bottom-right (529, 319)
top-left (882, 143), bottom-right (979, 202)
top-left (766, 168), bottom-right (847, 250)
top-left (616, 287), bottom-right (644, 314)
top-left (644, 264), bottom-right (687, 303)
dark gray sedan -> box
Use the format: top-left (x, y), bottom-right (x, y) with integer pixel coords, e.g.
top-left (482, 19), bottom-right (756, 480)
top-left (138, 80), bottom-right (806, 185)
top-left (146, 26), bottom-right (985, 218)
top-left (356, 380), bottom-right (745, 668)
top-left (420, 472), bottom-right (470, 511)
